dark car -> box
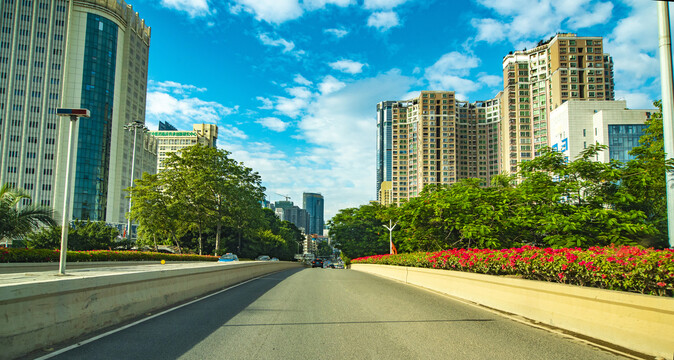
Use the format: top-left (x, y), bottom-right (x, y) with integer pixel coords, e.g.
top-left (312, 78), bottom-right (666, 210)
top-left (311, 258), bottom-right (324, 268)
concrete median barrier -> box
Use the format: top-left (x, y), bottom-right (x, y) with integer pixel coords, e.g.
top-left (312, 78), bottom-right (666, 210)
top-left (352, 263), bottom-right (674, 359)
top-left (0, 261), bottom-right (301, 359)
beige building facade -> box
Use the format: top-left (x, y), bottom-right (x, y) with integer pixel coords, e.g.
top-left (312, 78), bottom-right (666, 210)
top-left (381, 91), bottom-right (500, 206)
top-left (500, 33), bottom-right (615, 174)
top-left (550, 100), bottom-right (651, 163)
top-left (149, 123), bottom-right (218, 171)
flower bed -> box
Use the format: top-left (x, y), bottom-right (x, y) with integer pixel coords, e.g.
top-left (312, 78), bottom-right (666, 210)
top-left (352, 246), bottom-right (674, 297)
top-left (0, 248), bottom-right (218, 263)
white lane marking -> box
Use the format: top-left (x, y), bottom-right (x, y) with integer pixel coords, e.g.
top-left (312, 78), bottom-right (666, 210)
top-left (35, 275), bottom-right (268, 360)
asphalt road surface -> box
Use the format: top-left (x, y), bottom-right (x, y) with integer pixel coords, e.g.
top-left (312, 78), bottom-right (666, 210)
top-left (40, 267), bottom-right (629, 360)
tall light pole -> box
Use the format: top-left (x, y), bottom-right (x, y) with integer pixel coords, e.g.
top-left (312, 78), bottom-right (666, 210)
top-left (124, 121), bottom-right (147, 242)
top-left (658, 1), bottom-right (674, 248)
top-left (382, 219), bottom-right (397, 254)
top-left (56, 108), bottom-right (90, 275)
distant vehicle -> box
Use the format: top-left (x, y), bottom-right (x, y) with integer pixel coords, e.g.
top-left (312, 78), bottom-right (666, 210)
top-left (256, 255), bottom-right (271, 261)
top-left (218, 253), bottom-right (239, 262)
top-left (270, 257), bottom-right (279, 262)
top-left (311, 258), bottom-right (324, 268)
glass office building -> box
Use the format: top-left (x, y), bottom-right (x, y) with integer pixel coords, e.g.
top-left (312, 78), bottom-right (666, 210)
top-left (0, 0), bottom-right (153, 225)
top-left (608, 124), bottom-right (647, 162)
top-left (303, 192), bottom-right (324, 236)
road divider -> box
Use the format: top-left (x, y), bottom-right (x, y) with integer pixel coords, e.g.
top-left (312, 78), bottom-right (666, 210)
top-left (0, 261), bottom-right (301, 359)
top-left (351, 263), bottom-right (674, 359)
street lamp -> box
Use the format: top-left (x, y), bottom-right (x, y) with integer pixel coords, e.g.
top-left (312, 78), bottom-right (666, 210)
top-left (56, 108), bottom-right (90, 275)
top-left (124, 120), bottom-right (148, 242)
top-left (382, 219), bottom-right (398, 255)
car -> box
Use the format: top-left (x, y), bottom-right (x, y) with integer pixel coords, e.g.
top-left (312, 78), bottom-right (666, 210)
top-left (218, 253), bottom-right (239, 262)
top-left (256, 255), bottom-right (271, 261)
top-left (270, 257), bottom-right (279, 262)
top-left (311, 258), bottom-right (324, 268)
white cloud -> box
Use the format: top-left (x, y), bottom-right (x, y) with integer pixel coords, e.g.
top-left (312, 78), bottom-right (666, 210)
top-left (222, 71), bottom-right (414, 219)
top-left (615, 91), bottom-right (657, 110)
top-left (294, 74), bottom-right (312, 86)
top-left (292, 70), bottom-right (415, 218)
top-left (328, 59), bottom-right (367, 74)
top-left (160, 0), bottom-right (211, 17)
top-left (256, 96), bottom-right (274, 109)
top-left (471, 18), bottom-right (507, 44)
top-left (256, 117), bottom-right (290, 132)
top-left (324, 28), bottom-right (349, 38)
top-left (604, 2), bottom-right (659, 89)
top-left (231, 0), bottom-right (303, 24)
top-left (478, 74), bottom-right (502, 88)
top-left (471, 0), bottom-right (615, 45)
top-left (318, 75), bottom-right (346, 95)
top-left (258, 33), bottom-right (296, 53)
top-left (424, 52), bottom-right (482, 93)
top-left (274, 86), bottom-right (313, 118)
top-left (145, 80), bottom-right (239, 135)
top-left (230, 0), bottom-right (353, 24)
top-left (149, 80), bottom-right (207, 94)
top-left (304, 0), bottom-right (354, 10)
top-left (363, 0), bottom-right (410, 10)
top-left (367, 11), bottom-right (400, 32)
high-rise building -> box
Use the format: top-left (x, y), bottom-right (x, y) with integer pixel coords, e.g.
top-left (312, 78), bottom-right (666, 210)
top-left (379, 91), bottom-right (500, 206)
top-left (0, 0), bottom-right (152, 225)
top-left (376, 101), bottom-right (395, 201)
top-left (549, 100), bottom-right (651, 163)
top-left (303, 192), bottom-right (324, 235)
top-left (500, 33), bottom-right (615, 174)
top-left (149, 123), bottom-right (218, 172)
top-left (158, 121), bottom-right (177, 131)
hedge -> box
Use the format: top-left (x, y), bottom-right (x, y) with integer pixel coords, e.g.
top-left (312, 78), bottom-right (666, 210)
top-left (352, 245), bottom-right (674, 297)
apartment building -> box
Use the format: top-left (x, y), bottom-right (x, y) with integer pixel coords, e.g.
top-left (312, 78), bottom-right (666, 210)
top-left (500, 33), bottom-right (615, 174)
top-left (378, 91), bottom-right (500, 206)
top-left (0, 0), bottom-right (152, 225)
top-left (149, 123), bottom-right (217, 172)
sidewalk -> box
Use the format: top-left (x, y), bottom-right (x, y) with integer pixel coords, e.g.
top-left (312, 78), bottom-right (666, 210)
top-left (0, 261), bottom-right (229, 286)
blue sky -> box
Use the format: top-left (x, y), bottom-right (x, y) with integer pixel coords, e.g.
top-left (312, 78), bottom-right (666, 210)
top-left (129, 0), bottom-right (661, 219)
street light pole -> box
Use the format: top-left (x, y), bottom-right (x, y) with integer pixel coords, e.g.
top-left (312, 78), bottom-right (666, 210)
top-left (382, 219), bottom-right (397, 254)
top-left (56, 108), bottom-right (90, 275)
top-left (658, 2), bottom-right (674, 248)
top-left (124, 121), bottom-right (147, 242)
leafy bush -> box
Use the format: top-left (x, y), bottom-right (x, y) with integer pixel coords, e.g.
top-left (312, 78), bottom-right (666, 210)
top-left (0, 248), bottom-right (218, 263)
top-left (353, 246), bottom-right (674, 297)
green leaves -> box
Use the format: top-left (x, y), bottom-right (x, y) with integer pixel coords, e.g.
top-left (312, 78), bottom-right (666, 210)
top-left (0, 184), bottom-right (56, 241)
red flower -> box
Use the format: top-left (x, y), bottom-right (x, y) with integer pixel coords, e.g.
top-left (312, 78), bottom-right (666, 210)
top-left (657, 282), bottom-right (667, 287)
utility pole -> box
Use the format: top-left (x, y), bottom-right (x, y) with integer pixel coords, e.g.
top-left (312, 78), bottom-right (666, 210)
top-left (55, 108), bottom-right (90, 275)
top-left (657, 1), bottom-right (674, 248)
top-left (124, 121), bottom-right (147, 242)
top-left (382, 219), bottom-right (397, 254)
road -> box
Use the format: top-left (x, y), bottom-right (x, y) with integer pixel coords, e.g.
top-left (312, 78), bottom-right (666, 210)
top-left (39, 267), bottom-right (628, 360)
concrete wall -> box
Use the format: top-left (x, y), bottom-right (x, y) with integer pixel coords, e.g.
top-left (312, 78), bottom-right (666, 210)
top-left (0, 262), bottom-right (300, 359)
top-left (352, 264), bottom-right (674, 359)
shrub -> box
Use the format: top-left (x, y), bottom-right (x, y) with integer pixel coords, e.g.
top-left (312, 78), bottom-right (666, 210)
top-left (353, 245), bottom-right (674, 297)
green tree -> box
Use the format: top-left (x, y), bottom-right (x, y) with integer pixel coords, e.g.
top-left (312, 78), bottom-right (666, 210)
top-left (328, 203), bottom-right (388, 258)
top-left (317, 241), bottom-right (333, 257)
top-left (617, 100), bottom-right (673, 248)
top-left (0, 184), bottom-right (55, 242)
top-left (128, 173), bottom-right (189, 253)
top-left (27, 220), bottom-right (119, 250)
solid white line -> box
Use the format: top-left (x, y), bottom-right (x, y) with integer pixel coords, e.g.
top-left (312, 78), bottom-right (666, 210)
top-left (35, 275), bottom-right (268, 360)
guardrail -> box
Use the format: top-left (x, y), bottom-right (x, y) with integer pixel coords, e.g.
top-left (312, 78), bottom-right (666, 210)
top-left (0, 261), bottom-right (300, 359)
top-left (352, 263), bottom-right (674, 359)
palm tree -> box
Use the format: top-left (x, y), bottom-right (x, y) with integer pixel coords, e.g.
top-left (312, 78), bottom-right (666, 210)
top-left (0, 184), bottom-right (56, 243)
